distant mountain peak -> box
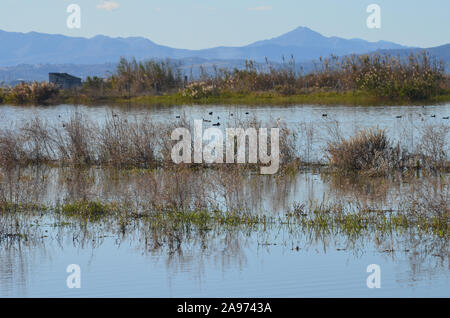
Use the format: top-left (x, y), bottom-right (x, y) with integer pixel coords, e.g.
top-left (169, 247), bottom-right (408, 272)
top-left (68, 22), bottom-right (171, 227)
top-left (248, 25), bottom-right (326, 48)
top-left (292, 25), bottom-right (321, 34)
top-left (0, 26), bottom-right (412, 66)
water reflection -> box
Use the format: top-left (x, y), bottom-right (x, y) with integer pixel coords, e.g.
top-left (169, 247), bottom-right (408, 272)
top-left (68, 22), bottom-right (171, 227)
top-left (0, 166), bottom-right (448, 296)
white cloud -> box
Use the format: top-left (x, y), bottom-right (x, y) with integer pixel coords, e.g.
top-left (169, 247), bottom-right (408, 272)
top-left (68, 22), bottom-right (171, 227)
top-left (96, 1), bottom-right (120, 11)
top-left (248, 6), bottom-right (272, 11)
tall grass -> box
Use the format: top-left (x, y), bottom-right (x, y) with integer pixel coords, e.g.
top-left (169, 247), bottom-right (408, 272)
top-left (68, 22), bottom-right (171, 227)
top-left (0, 113), bottom-right (300, 171)
top-left (97, 57), bottom-right (184, 97)
top-left (0, 113), bottom-right (447, 173)
top-left (180, 52), bottom-right (447, 101)
top-left (1, 53), bottom-right (448, 105)
top-left (326, 128), bottom-right (391, 174)
top-left (7, 82), bottom-right (59, 104)
top-left (325, 126), bottom-right (449, 174)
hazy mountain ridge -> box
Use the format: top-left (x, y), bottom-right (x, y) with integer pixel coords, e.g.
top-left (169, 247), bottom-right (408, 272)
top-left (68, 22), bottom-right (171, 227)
top-left (379, 43), bottom-right (450, 67)
top-left (0, 26), bottom-right (408, 66)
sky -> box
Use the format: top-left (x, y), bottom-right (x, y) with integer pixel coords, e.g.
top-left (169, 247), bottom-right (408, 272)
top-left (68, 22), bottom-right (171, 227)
top-left (0, 0), bottom-right (449, 50)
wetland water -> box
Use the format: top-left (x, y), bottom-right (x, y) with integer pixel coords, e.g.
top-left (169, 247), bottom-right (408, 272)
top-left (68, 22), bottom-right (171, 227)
top-left (0, 103), bottom-right (449, 297)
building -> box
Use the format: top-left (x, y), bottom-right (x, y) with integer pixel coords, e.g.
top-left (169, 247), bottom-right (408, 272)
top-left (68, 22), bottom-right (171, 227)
top-left (49, 73), bottom-right (82, 89)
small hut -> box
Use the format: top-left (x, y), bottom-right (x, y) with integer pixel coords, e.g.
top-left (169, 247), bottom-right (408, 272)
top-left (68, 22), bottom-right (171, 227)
top-left (49, 73), bottom-right (82, 89)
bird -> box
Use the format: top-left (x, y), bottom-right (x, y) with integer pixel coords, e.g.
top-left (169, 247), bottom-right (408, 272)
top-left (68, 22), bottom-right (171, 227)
top-left (431, 115), bottom-right (436, 118)
top-left (209, 112), bottom-right (213, 115)
top-left (245, 112), bottom-right (249, 115)
top-left (322, 114), bottom-right (328, 117)
top-left (396, 115), bottom-right (402, 119)
top-left (230, 113), bottom-right (234, 116)
top-left (203, 119), bottom-right (211, 123)
top-left (212, 122), bottom-right (221, 127)
top-left (443, 116), bottom-right (449, 120)
top-left (217, 116), bottom-right (220, 120)
top-left (176, 115), bottom-right (181, 119)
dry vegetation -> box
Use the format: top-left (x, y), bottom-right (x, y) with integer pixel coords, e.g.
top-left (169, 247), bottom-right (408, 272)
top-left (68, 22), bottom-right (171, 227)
top-left (325, 125), bottom-right (449, 174)
top-left (1, 52), bottom-right (449, 105)
top-left (183, 52), bottom-right (448, 100)
top-left (4, 81), bottom-right (59, 104)
top-left (0, 112), bottom-right (448, 174)
top-left (0, 113), bottom-right (298, 171)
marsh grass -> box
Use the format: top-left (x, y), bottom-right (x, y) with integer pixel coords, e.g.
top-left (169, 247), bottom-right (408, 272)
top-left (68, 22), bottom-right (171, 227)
top-left (0, 113), bottom-right (301, 173)
top-left (176, 53), bottom-right (447, 101)
top-left (1, 195), bottom-right (446, 243)
top-left (326, 127), bottom-right (392, 174)
top-left (0, 113), bottom-right (447, 174)
top-left (2, 53), bottom-right (449, 106)
top-left (5, 82), bottom-right (59, 104)
top-left (288, 200), bottom-right (448, 238)
top-left (326, 126), bottom-right (449, 174)
top-left (55, 200), bottom-right (120, 222)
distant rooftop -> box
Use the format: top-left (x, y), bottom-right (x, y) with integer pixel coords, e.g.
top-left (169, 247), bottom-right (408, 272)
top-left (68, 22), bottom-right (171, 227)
top-left (48, 72), bottom-right (81, 80)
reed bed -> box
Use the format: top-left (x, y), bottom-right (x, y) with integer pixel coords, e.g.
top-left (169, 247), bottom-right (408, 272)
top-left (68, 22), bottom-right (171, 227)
top-left (1, 52), bottom-right (449, 105)
top-left (0, 112), bottom-right (298, 170)
top-left (89, 52), bottom-right (449, 102)
top-left (325, 126), bottom-right (449, 174)
top-left (0, 113), bottom-right (448, 173)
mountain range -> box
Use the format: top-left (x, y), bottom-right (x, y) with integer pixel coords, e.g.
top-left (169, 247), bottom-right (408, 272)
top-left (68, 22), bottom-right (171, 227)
top-left (0, 26), bottom-right (409, 66)
top-left (1, 26), bottom-right (449, 84)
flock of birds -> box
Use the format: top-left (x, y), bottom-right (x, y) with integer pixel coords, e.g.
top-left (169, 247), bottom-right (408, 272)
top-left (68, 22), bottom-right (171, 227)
top-left (395, 114), bottom-right (449, 119)
top-left (395, 105), bottom-right (449, 120)
top-left (174, 107), bottom-right (448, 124)
top-left (175, 111), bottom-right (251, 127)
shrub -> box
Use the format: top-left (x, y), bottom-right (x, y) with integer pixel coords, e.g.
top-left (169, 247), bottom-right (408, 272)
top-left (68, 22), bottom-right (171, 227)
top-left (326, 128), bottom-right (391, 173)
top-left (9, 82), bottom-right (59, 104)
top-left (182, 82), bottom-right (218, 99)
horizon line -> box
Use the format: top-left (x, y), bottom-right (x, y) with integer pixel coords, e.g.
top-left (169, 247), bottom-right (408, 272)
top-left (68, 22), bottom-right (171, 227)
top-left (1, 25), bottom-right (445, 51)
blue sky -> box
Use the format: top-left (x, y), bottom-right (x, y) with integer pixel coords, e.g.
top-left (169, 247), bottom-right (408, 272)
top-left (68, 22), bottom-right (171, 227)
top-left (0, 0), bottom-right (449, 49)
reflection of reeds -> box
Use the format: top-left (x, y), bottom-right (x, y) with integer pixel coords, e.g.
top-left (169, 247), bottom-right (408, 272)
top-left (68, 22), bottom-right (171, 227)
top-left (1, 166), bottom-right (447, 236)
top-left (1, 165), bottom-right (447, 283)
top-left (1, 193), bottom-right (446, 249)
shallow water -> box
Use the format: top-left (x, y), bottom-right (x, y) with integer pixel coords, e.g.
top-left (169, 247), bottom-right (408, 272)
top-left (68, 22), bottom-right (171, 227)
top-left (0, 102), bottom-right (449, 297)
top-left (0, 166), bottom-right (448, 298)
top-left (1, 232), bottom-right (448, 298)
